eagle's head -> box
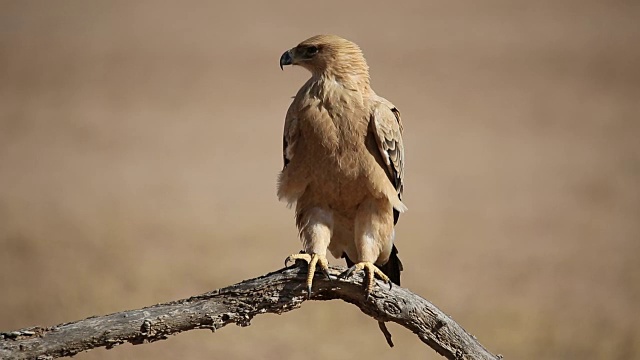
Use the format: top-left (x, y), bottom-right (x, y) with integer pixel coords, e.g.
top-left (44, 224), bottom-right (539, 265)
top-left (280, 35), bottom-right (369, 81)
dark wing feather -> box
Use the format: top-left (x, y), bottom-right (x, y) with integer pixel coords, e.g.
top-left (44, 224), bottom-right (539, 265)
top-left (282, 106), bottom-right (298, 170)
top-left (371, 100), bottom-right (405, 224)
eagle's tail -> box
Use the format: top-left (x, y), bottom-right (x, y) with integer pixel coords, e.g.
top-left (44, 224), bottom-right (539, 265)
top-left (378, 245), bottom-right (403, 286)
top-left (343, 246), bottom-right (403, 348)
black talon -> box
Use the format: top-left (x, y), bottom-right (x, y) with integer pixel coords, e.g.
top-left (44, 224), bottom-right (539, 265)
top-left (321, 268), bottom-right (332, 281)
top-left (307, 284), bottom-right (312, 299)
top-left (342, 266), bottom-right (356, 279)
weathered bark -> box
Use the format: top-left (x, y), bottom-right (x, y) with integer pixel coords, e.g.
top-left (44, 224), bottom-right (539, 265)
top-left (0, 266), bottom-right (501, 360)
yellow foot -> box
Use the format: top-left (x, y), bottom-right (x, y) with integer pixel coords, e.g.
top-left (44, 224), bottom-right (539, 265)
top-left (341, 261), bottom-right (391, 296)
top-left (285, 253), bottom-right (331, 298)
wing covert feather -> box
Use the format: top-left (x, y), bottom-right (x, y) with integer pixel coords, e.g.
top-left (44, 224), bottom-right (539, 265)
top-left (282, 105), bottom-right (298, 169)
top-left (371, 100), bottom-right (405, 200)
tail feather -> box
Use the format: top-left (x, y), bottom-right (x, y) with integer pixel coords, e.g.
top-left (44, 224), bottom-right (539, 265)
top-left (378, 245), bottom-right (402, 286)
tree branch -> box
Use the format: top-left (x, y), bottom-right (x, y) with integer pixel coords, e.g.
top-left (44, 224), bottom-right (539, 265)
top-left (0, 266), bottom-right (501, 360)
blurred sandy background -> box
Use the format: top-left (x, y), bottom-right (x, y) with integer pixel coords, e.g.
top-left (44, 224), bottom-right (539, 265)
top-left (1, 1), bottom-right (639, 359)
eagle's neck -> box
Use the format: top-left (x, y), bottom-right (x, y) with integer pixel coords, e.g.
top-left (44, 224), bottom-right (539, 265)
top-left (306, 75), bottom-right (369, 109)
top-left (310, 71), bottom-right (371, 94)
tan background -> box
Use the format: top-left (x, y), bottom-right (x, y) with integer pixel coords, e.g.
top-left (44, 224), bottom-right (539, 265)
top-left (1, 1), bottom-right (639, 359)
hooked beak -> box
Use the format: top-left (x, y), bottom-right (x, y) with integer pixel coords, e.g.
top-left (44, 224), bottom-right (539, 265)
top-left (279, 50), bottom-right (293, 70)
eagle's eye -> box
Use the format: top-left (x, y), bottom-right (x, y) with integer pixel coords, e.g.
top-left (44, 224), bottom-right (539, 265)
top-left (306, 46), bottom-right (319, 57)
